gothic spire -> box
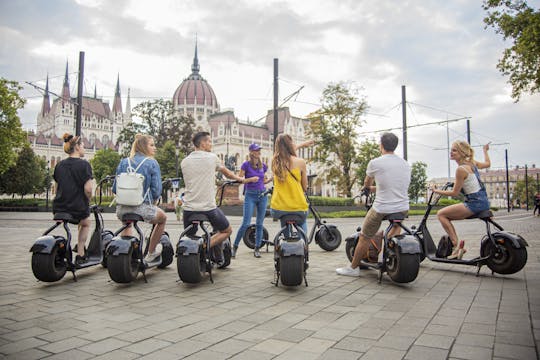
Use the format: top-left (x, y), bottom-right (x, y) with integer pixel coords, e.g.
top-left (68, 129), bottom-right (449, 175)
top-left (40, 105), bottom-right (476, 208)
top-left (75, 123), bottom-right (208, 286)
top-left (112, 73), bottom-right (122, 113)
top-left (190, 35), bottom-right (200, 78)
top-left (40, 74), bottom-right (51, 116)
top-left (61, 61), bottom-right (70, 100)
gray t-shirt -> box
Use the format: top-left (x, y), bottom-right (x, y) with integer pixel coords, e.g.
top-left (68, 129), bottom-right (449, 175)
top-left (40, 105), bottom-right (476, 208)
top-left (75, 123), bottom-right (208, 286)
top-left (366, 154), bottom-right (411, 213)
top-left (181, 151), bottom-right (223, 211)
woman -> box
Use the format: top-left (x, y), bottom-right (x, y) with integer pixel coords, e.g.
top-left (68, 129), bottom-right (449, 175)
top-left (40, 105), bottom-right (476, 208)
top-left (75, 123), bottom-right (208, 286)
top-left (432, 141), bottom-right (491, 259)
top-left (270, 134), bottom-right (309, 238)
top-left (52, 133), bottom-right (93, 265)
top-left (113, 134), bottom-right (166, 263)
top-left (232, 143), bottom-right (271, 258)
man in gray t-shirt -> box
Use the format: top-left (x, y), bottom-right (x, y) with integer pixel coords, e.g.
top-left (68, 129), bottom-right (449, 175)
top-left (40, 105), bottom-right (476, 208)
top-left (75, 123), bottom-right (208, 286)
top-left (337, 132), bottom-right (411, 277)
top-left (181, 132), bottom-right (257, 249)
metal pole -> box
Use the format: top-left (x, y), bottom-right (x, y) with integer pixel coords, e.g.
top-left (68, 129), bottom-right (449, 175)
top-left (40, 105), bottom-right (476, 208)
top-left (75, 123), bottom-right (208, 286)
top-left (537, 173), bottom-right (539, 192)
top-left (505, 149), bottom-right (510, 212)
top-left (75, 51), bottom-right (85, 136)
top-left (175, 148), bottom-right (179, 178)
top-left (273, 58), bottom-right (279, 151)
top-left (401, 85), bottom-right (407, 160)
top-left (466, 119), bottom-right (470, 144)
top-left (525, 164), bottom-right (529, 211)
top-left (45, 163), bottom-right (50, 212)
top-left (446, 118), bottom-right (450, 182)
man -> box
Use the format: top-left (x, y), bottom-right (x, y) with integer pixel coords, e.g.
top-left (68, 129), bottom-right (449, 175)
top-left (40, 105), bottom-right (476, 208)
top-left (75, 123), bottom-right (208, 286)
top-left (181, 132), bottom-right (258, 256)
top-left (336, 132), bottom-right (411, 276)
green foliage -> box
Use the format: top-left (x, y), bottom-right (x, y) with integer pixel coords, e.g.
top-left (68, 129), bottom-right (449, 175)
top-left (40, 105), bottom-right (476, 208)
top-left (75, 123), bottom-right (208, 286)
top-left (90, 148), bottom-right (121, 183)
top-left (308, 196), bottom-right (355, 206)
top-left (483, 0), bottom-right (540, 101)
top-left (307, 82), bottom-right (368, 197)
top-left (0, 144), bottom-right (46, 197)
top-left (513, 175), bottom-right (536, 204)
top-left (155, 140), bottom-right (185, 184)
top-left (0, 78), bottom-right (27, 174)
top-left (409, 161), bottom-right (428, 203)
top-left (355, 139), bottom-right (381, 185)
top-left (116, 121), bottom-right (146, 157)
top-left (438, 198), bottom-right (462, 206)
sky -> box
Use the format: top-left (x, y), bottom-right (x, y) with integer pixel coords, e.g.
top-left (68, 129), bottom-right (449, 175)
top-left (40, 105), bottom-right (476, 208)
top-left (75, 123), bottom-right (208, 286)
top-left (1, 0), bottom-right (538, 179)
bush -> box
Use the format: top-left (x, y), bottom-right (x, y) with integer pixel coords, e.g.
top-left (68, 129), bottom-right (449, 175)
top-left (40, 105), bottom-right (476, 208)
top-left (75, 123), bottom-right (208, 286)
top-left (438, 198), bottom-right (462, 206)
top-left (0, 198), bottom-right (44, 206)
top-left (308, 196), bottom-right (355, 206)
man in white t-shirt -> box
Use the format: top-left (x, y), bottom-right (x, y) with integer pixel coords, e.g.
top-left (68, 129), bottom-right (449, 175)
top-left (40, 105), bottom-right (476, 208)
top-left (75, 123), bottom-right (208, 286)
top-left (337, 132), bottom-right (411, 276)
top-left (181, 132), bottom-right (258, 252)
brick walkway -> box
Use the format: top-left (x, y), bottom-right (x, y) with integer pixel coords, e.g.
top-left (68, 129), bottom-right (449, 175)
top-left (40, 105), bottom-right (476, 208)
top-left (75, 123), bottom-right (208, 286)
top-left (0, 210), bottom-right (538, 359)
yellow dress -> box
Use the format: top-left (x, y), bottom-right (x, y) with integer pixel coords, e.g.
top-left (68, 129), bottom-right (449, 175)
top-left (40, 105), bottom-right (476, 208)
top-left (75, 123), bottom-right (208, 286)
top-left (270, 168), bottom-right (308, 211)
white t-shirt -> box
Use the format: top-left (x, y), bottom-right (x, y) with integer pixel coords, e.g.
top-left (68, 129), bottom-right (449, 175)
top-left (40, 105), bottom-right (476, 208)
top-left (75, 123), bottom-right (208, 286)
top-left (366, 154), bottom-right (411, 213)
top-left (181, 151), bottom-right (223, 211)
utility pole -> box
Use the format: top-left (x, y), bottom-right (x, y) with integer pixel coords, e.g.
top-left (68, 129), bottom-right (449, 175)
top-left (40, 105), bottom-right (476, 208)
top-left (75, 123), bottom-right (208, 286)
top-left (505, 149), bottom-right (510, 212)
top-left (401, 85), bottom-right (407, 160)
top-left (273, 58), bottom-right (279, 151)
top-left (75, 51), bottom-right (85, 136)
top-left (466, 119), bottom-right (471, 144)
top-left (525, 164), bottom-right (529, 211)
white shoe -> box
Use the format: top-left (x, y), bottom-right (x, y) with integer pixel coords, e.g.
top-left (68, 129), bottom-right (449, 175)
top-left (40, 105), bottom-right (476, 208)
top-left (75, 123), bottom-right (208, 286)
top-left (144, 248), bottom-right (162, 263)
top-left (336, 266), bottom-right (361, 277)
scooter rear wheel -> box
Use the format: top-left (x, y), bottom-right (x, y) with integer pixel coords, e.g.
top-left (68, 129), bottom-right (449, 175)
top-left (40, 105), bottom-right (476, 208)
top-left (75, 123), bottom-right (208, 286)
top-left (31, 246), bottom-right (67, 282)
top-left (279, 256), bottom-right (304, 286)
top-left (386, 250), bottom-right (419, 283)
top-left (482, 237), bottom-right (527, 275)
top-left (158, 242), bottom-right (174, 269)
top-left (177, 253), bottom-right (204, 283)
top-left (107, 248), bottom-right (139, 283)
top-left (243, 225), bottom-right (269, 249)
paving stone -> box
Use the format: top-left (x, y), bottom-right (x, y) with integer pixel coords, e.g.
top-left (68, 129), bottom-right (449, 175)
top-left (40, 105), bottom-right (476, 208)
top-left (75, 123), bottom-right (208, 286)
top-left (4, 348), bottom-right (50, 360)
top-left (359, 346), bottom-right (406, 360)
top-left (272, 327), bottom-right (314, 342)
top-left (376, 334), bottom-right (415, 350)
top-left (0, 337), bottom-right (48, 355)
top-left (91, 349), bottom-right (140, 360)
top-left (405, 345), bottom-right (448, 360)
top-left (77, 338), bottom-right (131, 355)
top-left (226, 350), bottom-right (275, 360)
top-left (250, 338), bottom-right (295, 355)
top-left (455, 333), bottom-right (494, 348)
top-left (493, 343), bottom-right (537, 359)
top-left (450, 344), bottom-right (493, 360)
top-left (41, 348), bottom-right (94, 360)
top-left (414, 333), bottom-right (454, 349)
top-left (334, 336), bottom-right (375, 353)
top-left (317, 348), bottom-right (362, 360)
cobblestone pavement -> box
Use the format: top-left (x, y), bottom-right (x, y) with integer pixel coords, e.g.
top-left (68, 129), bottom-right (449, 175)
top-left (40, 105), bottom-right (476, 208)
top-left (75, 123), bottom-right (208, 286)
top-left (0, 210), bottom-right (538, 359)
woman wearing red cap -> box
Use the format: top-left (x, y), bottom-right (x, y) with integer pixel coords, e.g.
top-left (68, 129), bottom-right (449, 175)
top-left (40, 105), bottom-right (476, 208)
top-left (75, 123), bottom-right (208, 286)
top-left (232, 142), bottom-right (271, 258)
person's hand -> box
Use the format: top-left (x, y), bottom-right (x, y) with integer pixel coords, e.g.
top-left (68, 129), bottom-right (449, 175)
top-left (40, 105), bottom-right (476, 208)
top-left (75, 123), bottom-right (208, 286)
top-left (246, 176), bottom-right (259, 183)
top-left (483, 142), bottom-right (490, 152)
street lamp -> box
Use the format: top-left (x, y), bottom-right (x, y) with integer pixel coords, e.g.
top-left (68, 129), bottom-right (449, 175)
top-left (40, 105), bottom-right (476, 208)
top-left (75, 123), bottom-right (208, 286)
top-left (175, 147), bottom-right (179, 178)
top-left (45, 161), bottom-right (51, 212)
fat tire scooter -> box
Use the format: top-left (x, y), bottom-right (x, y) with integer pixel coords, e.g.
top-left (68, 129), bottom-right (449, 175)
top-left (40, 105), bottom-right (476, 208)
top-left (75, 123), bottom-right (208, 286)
top-left (413, 183), bottom-right (528, 275)
top-left (30, 176), bottom-right (115, 282)
top-left (176, 181), bottom-right (236, 284)
top-left (344, 189), bottom-right (422, 284)
top-left (106, 179), bottom-right (174, 284)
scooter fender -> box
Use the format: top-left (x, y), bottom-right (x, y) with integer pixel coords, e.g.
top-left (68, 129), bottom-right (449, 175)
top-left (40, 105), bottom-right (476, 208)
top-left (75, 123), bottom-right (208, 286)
top-left (393, 234), bottom-right (422, 254)
top-left (279, 239), bottom-right (305, 257)
top-left (29, 235), bottom-right (65, 254)
top-left (106, 236), bottom-right (136, 256)
top-left (177, 238), bottom-right (202, 256)
top-left (345, 233), bottom-right (359, 244)
top-left (482, 231), bottom-right (528, 249)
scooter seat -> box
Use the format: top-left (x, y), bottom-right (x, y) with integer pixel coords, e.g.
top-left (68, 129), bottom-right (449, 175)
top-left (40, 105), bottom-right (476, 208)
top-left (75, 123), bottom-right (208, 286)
top-left (185, 213), bottom-right (210, 223)
top-left (467, 210), bottom-right (493, 220)
top-left (53, 213), bottom-right (79, 224)
top-left (278, 214), bottom-right (304, 224)
top-left (383, 213), bottom-right (406, 221)
top-left (121, 213), bottom-right (144, 222)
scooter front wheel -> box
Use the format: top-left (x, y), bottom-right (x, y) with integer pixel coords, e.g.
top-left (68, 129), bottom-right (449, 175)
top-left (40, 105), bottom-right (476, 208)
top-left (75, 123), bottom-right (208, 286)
top-left (31, 246), bottom-right (67, 282)
top-left (386, 249), bottom-right (419, 283)
top-left (315, 226), bottom-right (342, 251)
top-left (107, 248), bottom-right (139, 283)
top-left (158, 241), bottom-right (174, 269)
top-left (177, 254), bottom-right (204, 283)
top-left (482, 237), bottom-right (527, 275)
top-left (279, 256), bottom-right (304, 286)
top-left (243, 225), bottom-right (269, 249)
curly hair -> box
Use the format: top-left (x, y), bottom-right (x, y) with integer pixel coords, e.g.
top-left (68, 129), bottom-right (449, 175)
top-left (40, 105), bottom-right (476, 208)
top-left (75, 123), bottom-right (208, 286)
top-left (452, 140), bottom-right (475, 163)
top-left (271, 134), bottom-right (297, 182)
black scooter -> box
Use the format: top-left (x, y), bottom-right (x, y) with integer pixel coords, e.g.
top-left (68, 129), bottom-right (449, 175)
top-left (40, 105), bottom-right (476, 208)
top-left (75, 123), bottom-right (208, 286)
top-left (413, 182), bottom-right (528, 275)
top-left (30, 176), bottom-right (115, 282)
top-left (176, 181), bottom-right (235, 284)
top-left (344, 189), bottom-right (422, 283)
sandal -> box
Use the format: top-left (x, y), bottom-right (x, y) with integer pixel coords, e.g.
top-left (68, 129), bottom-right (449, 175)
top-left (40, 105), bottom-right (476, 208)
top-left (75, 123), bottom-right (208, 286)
top-left (447, 240), bottom-right (466, 259)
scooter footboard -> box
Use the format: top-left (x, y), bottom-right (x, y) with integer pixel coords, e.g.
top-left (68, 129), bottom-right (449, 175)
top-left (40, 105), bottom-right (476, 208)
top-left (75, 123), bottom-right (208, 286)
top-left (177, 238), bottom-right (202, 256)
top-left (30, 235), bottom-right (65, 254)
top-left (392, 234), bottom-right (422, 254)
top-left (279, 239), bottom-right (305, 257)
top-left (106, 236), bottom-right (136, 256)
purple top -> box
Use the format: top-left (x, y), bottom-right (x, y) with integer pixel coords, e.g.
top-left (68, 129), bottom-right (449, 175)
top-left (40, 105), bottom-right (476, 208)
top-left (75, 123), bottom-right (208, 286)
top-left (241, 161), bottom-right (267, 191)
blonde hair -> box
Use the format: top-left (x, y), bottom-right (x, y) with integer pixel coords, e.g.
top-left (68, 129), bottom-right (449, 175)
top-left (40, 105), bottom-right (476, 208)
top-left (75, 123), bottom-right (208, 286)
top-left (130, 134), bottom-right (154, 158)
top-left (272, 134), bottom-right (297, 182)
top-left (62, 133), bottom-right (80, 154)
top-left (452, 140), bottom-right (474, 163)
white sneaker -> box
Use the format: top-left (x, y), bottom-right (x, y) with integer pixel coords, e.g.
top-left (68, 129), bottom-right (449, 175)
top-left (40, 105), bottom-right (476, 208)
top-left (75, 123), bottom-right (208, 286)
top-left (336, 266), bottom-right (361, 277)
top-left (144, 248), bottom-right (162, 263)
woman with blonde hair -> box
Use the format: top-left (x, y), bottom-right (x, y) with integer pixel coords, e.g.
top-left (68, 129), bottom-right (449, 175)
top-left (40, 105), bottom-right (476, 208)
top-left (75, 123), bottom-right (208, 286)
top-left (52, 133), bottom-right (93, 265)
top-left (113, 134), bottom-right (166, 263)
top-left (270, 134), bottom-right (309, 236)
top-left (431, 141), bottom-right (491, 259)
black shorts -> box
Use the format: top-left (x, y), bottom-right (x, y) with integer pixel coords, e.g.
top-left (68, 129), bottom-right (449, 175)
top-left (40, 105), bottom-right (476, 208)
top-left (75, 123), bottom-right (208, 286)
top-left (183, 208), bottom-right (230, 235)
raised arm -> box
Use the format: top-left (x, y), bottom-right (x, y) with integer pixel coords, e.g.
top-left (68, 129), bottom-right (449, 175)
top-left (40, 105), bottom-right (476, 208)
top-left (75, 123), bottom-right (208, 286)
top-left (475, 143), bottom-right (491, 169)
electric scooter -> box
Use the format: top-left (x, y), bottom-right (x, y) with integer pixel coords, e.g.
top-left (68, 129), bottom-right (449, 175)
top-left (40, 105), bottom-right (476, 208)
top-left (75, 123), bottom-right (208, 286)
top-left (413, 182), bottom-right (528, 275)
top-left (344, 189), bottom-right (422, 283)
top-left (106, 179), bottom-right (174, 284)
top-left (30, 176), bottom-right (115, 282)
top-left (176, 181), bottom-right (236, 284)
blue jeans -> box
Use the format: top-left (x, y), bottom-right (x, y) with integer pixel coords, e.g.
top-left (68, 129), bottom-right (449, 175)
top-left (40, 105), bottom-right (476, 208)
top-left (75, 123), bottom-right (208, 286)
top-left (233, 190), bottom-right (268, 248)
top-left (270, 209), bottom-right (308, 239)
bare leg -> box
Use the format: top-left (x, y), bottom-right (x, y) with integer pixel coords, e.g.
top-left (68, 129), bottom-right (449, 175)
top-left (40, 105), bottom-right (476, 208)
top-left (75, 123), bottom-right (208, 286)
top-left (210, 226), bottom-right (233, 248)
top-left (77, 217), bottom-right (91, 257)
top-left (351, 234), bottom-right (369, 269)
top-left (148, 208), bottom-right (167, 253)
top-left (437, 204), bottom-right (473, 247)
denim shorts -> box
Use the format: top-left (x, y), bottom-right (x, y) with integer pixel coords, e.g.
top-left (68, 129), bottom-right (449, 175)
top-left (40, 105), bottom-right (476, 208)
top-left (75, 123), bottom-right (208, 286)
top-left (117, 203), bottom-right (157, 223)
top-left (464, 190), bottom-right (490, 214)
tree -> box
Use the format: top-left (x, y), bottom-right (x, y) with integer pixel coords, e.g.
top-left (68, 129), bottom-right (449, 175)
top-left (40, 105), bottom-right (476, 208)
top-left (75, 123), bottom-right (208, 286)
top-left (90, 148), bottom-right (121, 182)
top-left (355, 139), bottom-right (381, 186)
top-left (483, 0), bottom-right (540, 101)
top-left (155, 140), bottom-right (184, 182)
top-left (307, 82), bottom-right (368, 197)
top-left (1, 144), bottom-right (46, 198)
top-left (409, 161), bottom-right (428, 203)
top-left (513, 175), bottom-right (536, 206)
top-left (115, 121), bottom-right (146, 158)
top-left (0, 78), bottom-right (27, 174)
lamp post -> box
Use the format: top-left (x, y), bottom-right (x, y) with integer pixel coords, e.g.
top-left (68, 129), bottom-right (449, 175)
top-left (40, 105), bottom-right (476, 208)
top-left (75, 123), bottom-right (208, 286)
top-left (175, 147), bottom-right (179, 178)
top-left (45, 162), bottom-right (51, 212)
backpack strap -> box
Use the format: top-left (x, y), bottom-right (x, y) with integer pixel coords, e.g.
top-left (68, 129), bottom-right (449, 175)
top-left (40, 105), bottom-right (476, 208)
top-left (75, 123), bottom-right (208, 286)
top-left (126, 157), bottom-right (151, 203)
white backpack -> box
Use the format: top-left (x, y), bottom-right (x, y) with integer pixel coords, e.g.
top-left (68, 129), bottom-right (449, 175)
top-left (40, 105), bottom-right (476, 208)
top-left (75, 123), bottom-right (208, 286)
top-left (115, 157), bottom-right (150, 206)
